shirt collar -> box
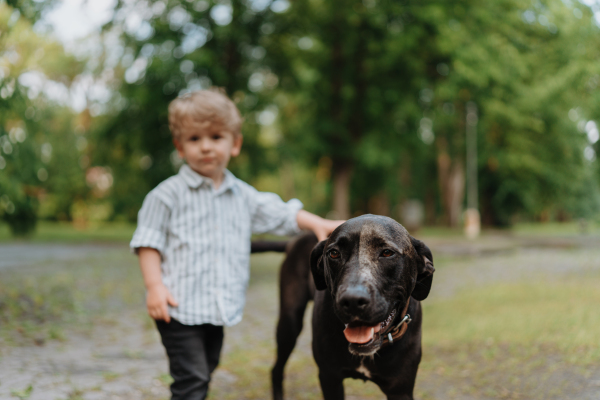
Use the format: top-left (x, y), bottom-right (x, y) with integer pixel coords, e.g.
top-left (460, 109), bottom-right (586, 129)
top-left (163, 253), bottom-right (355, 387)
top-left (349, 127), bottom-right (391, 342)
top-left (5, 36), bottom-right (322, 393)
top-left (178, 164), bottom-right (237, 193)
top-left (219, 169), bottom-right (237, 193)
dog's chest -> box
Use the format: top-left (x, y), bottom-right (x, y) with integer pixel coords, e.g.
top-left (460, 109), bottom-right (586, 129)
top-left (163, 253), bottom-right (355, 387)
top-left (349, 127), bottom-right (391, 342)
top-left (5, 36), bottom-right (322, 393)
top-left (356, 362), bottom-right (372, 378)
top-left (351, 357), bottom-right (391, 381)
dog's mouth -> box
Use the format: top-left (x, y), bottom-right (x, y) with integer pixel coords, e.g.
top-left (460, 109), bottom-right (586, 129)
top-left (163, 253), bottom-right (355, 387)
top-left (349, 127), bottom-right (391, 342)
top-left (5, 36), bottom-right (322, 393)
top-left (343, 308), bottom-right (397, 347)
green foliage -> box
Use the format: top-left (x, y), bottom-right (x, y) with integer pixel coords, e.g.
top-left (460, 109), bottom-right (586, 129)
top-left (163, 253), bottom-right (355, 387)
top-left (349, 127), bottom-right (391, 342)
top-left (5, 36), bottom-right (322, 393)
top-left (0, 220), bottom-right (136, 242)
top-left (265, 0), bottom-right (429, 212)
top-left (18, 0), bottom-right (599, 225)
top-left (93, 0), bottom-right (283, 220)
top-left (5, 0), bottom-right (57, 22)
top-left (1, 190), bottom-right (37, 236)
top-left (0, 2), bottom-right (84, 236)
top-left (266, 0), bottom-right (600, 222)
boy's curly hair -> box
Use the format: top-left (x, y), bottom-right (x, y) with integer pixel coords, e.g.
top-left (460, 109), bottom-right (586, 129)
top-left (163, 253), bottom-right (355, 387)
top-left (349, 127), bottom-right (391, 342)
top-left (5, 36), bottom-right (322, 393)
top-left (168, 88), bottom-right (243, 139)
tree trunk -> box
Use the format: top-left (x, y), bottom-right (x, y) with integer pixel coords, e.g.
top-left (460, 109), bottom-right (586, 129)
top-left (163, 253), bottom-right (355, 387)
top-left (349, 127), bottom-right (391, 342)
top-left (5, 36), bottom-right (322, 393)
top-left (280, 161), bottom-right (296, 200)
top-left (437, 143), bottom-right (465, 227)
top-left (367, 193), bottom-right (390, 217)
top-left (447, 162), bottom-right (465, 226)
top-left (328, 9), bottom-right (349, 219)
top-left (224, 0), bottom-right (243, 94)
top-left (332, 162), bottom-right (352, 219)
top-left (329, 16), bottom-right (365, 219)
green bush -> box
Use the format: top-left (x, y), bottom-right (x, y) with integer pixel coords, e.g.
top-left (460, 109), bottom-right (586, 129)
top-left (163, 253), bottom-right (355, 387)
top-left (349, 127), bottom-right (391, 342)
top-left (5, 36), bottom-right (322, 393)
top-left (2, 195), bottom-right (38, 237)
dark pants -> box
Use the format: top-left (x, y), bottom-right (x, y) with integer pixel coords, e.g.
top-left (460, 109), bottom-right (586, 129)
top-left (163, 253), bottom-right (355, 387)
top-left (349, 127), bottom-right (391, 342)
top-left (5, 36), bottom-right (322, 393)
top-left (156, 319), bottom-right (224, 400)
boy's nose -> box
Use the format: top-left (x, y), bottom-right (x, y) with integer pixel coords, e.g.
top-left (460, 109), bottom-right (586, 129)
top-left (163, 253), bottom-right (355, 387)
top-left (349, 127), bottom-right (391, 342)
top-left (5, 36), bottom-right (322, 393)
top-left (200, 138), bottom-right (213, 151)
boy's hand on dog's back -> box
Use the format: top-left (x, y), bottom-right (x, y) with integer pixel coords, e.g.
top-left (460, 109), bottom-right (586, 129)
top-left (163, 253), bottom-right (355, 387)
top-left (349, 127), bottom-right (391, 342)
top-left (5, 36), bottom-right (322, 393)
top-left (312, 219), bottom-right (345, 242)
top-left (296, 210), bottom-right (345, 242)
top-left (138, 247), bottom-right (179, 322)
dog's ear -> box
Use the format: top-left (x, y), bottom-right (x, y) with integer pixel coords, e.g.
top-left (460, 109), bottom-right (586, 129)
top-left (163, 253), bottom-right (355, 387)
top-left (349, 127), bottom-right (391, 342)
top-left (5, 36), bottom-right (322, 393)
top-left (310, 240), bottom-right (328, 290)
top-left (410, 236), bottom-right (435, 301)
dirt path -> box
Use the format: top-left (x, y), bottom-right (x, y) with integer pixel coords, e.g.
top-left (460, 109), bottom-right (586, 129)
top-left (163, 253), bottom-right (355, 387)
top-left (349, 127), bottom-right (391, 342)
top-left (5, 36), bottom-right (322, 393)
top-left (0, 243), bottom-right (121, 270)
top-left (0, 312), bottom-right (169, 400)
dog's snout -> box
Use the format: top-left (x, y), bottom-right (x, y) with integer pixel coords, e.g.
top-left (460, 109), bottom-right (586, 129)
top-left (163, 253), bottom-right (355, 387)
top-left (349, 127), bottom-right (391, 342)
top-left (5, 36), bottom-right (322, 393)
top-left (339, 286), bottom-right (371, 315)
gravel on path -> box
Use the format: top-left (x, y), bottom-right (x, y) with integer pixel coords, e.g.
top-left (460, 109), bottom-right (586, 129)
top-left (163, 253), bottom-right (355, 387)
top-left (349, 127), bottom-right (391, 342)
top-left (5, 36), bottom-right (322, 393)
top-left (0, 243), bottom-right (124, 270)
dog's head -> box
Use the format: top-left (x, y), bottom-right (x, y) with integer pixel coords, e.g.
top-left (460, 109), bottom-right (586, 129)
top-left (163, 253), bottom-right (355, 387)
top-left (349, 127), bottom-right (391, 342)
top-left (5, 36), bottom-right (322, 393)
top-left (310, 214), bottom-right (434, 356)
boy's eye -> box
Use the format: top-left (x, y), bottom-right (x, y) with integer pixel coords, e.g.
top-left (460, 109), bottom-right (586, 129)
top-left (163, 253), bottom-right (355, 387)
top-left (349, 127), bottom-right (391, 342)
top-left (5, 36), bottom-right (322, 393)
top-left (189, 135), bottom-right (200, 142)
top-left (212, 134), bottom-right (222, 140)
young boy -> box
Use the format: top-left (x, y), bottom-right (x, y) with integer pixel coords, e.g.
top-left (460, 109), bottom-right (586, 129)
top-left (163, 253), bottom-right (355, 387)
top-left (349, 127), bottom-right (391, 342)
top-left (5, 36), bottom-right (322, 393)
top-left (130, 89), bottom-right (342, 399)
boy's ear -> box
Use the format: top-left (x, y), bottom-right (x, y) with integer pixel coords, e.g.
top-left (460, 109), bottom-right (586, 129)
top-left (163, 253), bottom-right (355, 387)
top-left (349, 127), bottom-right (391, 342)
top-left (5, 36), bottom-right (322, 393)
top-left (310, 240), bottom-right (328, 291)
top-left (230, 135), bottom-right (243, 157)
top-left (173, 138), bottom-right (185, 158)
top-left (409, 236), bottom-right (435, 301)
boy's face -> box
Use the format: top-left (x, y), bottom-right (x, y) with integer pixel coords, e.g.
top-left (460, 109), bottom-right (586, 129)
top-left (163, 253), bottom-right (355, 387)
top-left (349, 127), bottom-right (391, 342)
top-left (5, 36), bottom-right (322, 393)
top-left (173, 118), bottom-right (243, 184)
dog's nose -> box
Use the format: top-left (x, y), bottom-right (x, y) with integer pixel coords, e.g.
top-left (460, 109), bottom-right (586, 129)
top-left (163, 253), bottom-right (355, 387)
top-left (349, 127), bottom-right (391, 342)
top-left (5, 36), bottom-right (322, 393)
top-left (339, 286), bottom-right (371, 314)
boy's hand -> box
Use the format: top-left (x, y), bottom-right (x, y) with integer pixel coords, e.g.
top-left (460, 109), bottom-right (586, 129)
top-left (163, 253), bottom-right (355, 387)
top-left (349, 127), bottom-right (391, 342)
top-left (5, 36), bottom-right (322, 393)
top-left (138, 247), bottom-right (178, 323)
top-left (146, 283), bottom-right (178, 322)
top-left (313, 219), bottom-right (345, 242)
top-left (297, 210), bottom-right (345, 242)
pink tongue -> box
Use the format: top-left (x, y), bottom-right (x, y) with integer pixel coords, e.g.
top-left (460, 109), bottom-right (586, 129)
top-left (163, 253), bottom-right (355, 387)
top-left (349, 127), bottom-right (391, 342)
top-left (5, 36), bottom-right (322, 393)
top-left (343, 324), bottom-right (380, 344)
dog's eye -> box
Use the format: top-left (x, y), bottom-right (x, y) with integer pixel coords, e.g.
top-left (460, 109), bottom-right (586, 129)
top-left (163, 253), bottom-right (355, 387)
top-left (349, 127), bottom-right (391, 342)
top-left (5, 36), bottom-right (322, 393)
top-left (381, 249), bottom-right (394, 258)
top-left (328, 250), bottom-right (341, 259)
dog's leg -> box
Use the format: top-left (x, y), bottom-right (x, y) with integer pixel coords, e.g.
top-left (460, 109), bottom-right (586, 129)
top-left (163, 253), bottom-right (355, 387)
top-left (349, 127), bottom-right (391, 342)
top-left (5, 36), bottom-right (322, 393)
top-left (375, 351), bottom-right (420, 400)
top-left (319, 371), bottom-right (345, 400)
top-left (271, 233), bottom-right (317, 400)
top-left (271, 289), bottom-right (310, 400)
top-left (382, 375), bottom-right (417, 400)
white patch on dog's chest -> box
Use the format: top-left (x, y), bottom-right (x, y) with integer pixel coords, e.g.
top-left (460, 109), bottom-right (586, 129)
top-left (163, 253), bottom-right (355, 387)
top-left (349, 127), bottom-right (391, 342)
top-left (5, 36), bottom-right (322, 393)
top-left (356, 363), bottom-right (371, 378)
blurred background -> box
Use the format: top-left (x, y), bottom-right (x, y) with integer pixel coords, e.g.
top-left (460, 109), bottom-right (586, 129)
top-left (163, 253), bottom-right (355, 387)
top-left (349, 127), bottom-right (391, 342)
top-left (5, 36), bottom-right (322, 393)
top-left (1, 0), bottom-right (600, 237)
top-left (2, 1), bottom-right (600, 399)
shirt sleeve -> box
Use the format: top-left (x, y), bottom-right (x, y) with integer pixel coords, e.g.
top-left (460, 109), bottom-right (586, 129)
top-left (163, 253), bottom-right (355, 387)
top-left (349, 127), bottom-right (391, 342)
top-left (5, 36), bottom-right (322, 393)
top-left (245, 185), bottom-right (304, 236)
top-left (130, 191), bottom-right (171, 257)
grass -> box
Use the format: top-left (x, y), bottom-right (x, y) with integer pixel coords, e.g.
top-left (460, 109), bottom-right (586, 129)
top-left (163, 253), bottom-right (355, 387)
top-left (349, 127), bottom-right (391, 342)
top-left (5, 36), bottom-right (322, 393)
top-left (0, 221), bottom-right (297, 244)
top-left (423, 278), bottom-right (600, 357)
top-left (2, 219), bottom-right (598, 244)
top-left (0, 221), bottom-right (136, 243)
top-left (10, 384), bottom-right (33, 399)
top-left (511, 220), bottom-right (600, 237)
top-left (416, 277), bottom-right (600, 399)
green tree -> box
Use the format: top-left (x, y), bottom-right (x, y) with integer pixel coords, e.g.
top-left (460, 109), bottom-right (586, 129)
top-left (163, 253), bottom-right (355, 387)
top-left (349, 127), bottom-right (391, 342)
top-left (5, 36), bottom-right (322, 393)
top-left (267, 0), bottom-right (600, 225)
top-left (263, 0), bottom-right (432, 218)
top-left (0, 2), bottom-right (82, 235)
top-left (436, 0), bottom-right (600, 225)
top-left (94, 0), bottom-right (282, 220)
top-left (94, 0), bottom-right (600, 226)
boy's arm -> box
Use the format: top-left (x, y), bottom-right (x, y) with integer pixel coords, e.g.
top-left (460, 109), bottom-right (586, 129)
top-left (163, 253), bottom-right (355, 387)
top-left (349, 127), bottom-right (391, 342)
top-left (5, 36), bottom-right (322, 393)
top-left (296, 209), bottom-right (345, 242)
top-left (138, 247), bottom-right (178, 322)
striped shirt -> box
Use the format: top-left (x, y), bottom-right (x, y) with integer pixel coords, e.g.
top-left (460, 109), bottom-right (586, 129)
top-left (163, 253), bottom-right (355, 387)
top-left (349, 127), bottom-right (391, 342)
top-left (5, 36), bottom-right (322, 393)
top-left (130, 164), bottom-right (302, 326)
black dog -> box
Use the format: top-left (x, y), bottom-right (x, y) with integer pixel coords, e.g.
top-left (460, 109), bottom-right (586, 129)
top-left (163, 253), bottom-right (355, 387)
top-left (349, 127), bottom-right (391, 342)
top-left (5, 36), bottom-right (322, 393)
top-left (271, 214), bottom-right (434, 400)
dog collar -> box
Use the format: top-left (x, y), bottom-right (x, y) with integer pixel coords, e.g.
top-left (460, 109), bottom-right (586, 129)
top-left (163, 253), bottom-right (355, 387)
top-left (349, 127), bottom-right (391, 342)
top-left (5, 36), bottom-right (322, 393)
top-left (381, 298), bottom-right (412, 347)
